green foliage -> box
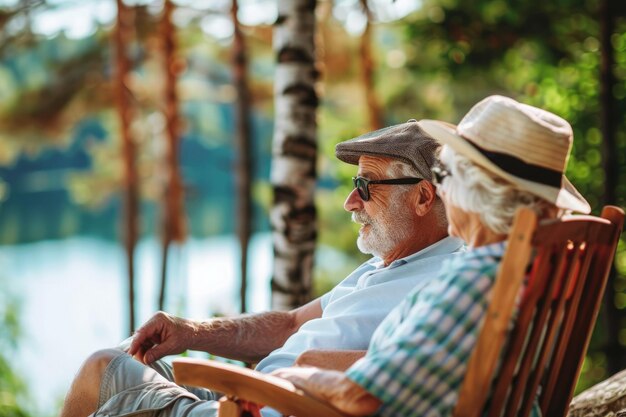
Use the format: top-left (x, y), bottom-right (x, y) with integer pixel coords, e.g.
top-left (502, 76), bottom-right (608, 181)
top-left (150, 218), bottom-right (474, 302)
top-left (577, 351), bottom-right (609, 394)
top-left (0, 289), bottom-right (32, 417)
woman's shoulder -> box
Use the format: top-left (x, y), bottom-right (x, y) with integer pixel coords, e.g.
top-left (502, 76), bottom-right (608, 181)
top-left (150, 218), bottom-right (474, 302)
top-left (439, 241), bottom-right (507, 282)
top-left (402, 241), bottom-right (508, 305)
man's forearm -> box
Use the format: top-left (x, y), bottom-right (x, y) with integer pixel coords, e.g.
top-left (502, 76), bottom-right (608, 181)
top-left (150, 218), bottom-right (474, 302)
top-left (189, 311), bottom-right (300, 362)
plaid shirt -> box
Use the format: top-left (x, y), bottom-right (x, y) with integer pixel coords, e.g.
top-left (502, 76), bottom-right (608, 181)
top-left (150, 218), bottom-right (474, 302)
top-left (346, 241), bottom-right (537, 417)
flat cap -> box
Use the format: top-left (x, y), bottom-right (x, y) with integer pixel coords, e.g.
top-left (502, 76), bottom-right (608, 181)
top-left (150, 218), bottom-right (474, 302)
top-left (335, 119), bottom-right (440, 180)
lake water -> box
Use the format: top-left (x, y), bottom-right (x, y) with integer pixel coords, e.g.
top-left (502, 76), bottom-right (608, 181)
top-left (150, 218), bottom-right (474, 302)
top-left (0, 233), bottom-right (274, 415)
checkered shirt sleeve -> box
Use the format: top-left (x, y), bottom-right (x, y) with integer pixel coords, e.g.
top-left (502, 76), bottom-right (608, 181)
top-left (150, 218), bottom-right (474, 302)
top-left (346, 243), bottom-right (506, 417)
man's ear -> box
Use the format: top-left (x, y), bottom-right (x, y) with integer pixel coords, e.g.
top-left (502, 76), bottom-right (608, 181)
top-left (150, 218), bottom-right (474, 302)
top-left (411, 181), bottom-right (437, 216)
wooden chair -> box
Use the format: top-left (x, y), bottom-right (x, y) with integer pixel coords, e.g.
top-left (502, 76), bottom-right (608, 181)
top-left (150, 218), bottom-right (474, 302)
top-left (173, 206), bottom-right (624, 417)
top-left (455, 205), bottom-right (624, 417)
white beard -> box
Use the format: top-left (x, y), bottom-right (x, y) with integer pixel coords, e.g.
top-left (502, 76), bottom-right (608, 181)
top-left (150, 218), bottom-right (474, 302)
top-left (352, 193), bottom-right (414, 259)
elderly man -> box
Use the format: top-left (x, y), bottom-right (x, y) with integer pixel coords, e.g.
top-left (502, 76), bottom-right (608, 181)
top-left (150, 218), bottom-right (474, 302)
top-left (60, 119), bottom-right (463, 417)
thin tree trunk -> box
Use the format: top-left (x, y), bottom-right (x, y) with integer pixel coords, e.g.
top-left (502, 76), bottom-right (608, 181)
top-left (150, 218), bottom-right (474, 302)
top-left (159, 0), bottom-right (186, 311)
top-left (315, 0), bottom-right (332, 85)
top-left (271, 0), bottom-right (319, 310)
top-left (360, 0), bottom-right (382, 131)
top-left (231, 0), bottom-right (253, 314)
top-left (599, 0), bottom-right (623, 375)
top-left (159, 239), bottom-right (170, 311)
top-left (115, 0), bottom-right (138, 334)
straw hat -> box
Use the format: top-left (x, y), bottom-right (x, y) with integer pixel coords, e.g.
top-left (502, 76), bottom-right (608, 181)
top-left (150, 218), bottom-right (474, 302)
top-left (418, 95), bottom-right (591, 213)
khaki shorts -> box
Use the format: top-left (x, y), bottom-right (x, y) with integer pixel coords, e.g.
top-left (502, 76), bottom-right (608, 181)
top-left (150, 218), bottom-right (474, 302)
top-left (91, 351), bottom-right (220, 417)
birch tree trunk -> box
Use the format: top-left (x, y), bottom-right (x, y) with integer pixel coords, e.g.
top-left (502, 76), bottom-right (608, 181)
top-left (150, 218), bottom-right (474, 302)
top-left (270, 0), bottom-right (319, 310)
top-left (115, 0), bottom-right (138, 334)
top-left (231, 0), bottom-right (253, 314)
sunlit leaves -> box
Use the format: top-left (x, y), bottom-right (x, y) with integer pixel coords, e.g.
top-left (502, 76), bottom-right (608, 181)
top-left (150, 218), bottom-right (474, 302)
top-left (0, 289), bottom-right (31, 417)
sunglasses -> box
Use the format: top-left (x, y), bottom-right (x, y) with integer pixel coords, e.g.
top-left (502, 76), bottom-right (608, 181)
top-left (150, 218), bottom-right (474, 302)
top-left (352, 176), bottom-right (423, 201)
top-left (431, 164), bottom-right (452, 186)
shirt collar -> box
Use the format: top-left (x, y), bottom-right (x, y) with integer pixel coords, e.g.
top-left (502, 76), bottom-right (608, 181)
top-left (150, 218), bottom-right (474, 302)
top-left (367, 236), bottom-right (466, 270)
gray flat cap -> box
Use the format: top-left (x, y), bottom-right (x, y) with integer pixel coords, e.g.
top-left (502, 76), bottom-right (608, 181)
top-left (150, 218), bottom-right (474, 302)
top-left (335, 119), bottom-right (440, 179)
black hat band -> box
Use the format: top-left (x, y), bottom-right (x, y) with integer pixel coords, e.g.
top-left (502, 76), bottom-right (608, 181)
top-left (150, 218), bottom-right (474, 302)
top-left (464, 136), bottom-right (562, 188)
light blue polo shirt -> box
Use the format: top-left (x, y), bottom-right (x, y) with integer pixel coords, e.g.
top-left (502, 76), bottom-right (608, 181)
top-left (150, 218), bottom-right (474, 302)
top-left (255, 236), bottom-right (465, 374)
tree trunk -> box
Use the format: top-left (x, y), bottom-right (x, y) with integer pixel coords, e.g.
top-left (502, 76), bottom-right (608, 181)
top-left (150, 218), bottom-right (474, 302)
top-left (360, 0), bottom-right (383, 131)
top-left (115, 0), bottom-right (138, 334)
top-left (270, 0), bottom-right (319, 310)
top-left (231, 0), bottom-right (253, 314)
top-left (568, 369), bottom-right (626, 417)
top-left (599, 0), bottom-right (623, 375)
top-left (158, 0), bottom-right (186, 311)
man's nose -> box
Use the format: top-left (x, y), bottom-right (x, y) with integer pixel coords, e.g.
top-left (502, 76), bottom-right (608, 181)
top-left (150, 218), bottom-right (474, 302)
top-left (344, 188), bottom-right (364, 212)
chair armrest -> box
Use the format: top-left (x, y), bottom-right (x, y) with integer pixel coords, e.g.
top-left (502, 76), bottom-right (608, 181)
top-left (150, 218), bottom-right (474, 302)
top-left (295, 349), bottom-right (367, 371)
top-left (173, 358), bottom-right (350, 417)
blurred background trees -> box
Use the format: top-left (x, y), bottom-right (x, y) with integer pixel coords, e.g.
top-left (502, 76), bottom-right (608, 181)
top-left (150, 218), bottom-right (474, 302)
top-left (0, 0), bottom-right (624, 415)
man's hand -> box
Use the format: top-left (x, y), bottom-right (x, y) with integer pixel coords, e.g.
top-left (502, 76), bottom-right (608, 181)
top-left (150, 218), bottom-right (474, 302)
top-left (127, 311), bottom-right (198, 364)
top-left (271, 367), bottom-right (380, 416)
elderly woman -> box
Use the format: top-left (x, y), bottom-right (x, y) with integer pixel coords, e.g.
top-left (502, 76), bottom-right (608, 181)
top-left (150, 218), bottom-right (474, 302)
top-left (273, 95), bottom-right (590, 417)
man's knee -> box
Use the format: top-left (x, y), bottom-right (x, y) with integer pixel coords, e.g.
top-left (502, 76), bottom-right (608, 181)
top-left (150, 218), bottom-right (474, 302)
top-left (63, 348), bottom-right (126, 416)
top-left (81, 348), bottom-right (125, 382)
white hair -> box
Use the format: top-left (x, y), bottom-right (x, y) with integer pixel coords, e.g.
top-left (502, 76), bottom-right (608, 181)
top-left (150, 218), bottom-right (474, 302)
top-left (438, 145), bottom-right (558, 234)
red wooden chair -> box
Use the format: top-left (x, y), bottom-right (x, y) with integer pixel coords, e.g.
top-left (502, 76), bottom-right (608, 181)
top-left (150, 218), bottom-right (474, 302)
top-left (173, 205), bottom-right (624, 417)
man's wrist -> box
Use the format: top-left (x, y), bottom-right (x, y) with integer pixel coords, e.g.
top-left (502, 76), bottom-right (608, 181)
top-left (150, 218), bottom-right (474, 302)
top-left (187, 318), bottom-right (213, 352)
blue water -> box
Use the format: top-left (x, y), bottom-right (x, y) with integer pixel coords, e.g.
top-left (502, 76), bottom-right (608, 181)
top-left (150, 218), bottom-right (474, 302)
top-left (1, 234), bottom-right (273, 415)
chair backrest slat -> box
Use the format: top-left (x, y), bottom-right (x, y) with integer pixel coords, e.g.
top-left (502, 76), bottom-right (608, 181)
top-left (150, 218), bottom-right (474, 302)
top-left (521, 244), bottom-right (593, 417)
top-left (537, 244), bottom-right (595, 414)
top-left (503, 245), bottom-right (571, 417)
top-left (453, 205), bottom-right (624, 417)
